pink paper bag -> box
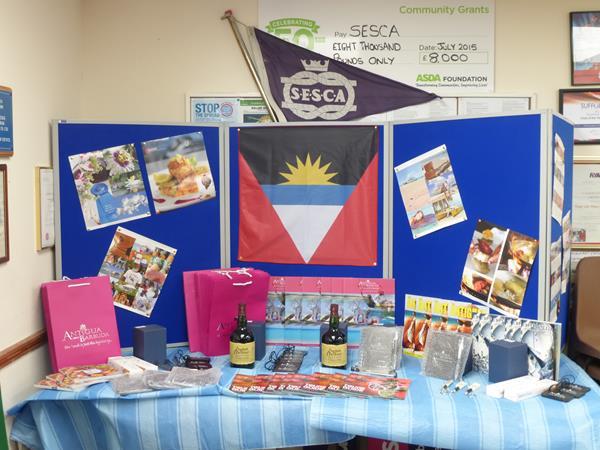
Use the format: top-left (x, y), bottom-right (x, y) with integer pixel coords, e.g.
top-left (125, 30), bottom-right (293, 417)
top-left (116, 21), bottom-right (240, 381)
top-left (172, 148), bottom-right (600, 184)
top-left (184, 268), bottom-right (268, 355)
top-left (42, 276), bottom-right (121, 371)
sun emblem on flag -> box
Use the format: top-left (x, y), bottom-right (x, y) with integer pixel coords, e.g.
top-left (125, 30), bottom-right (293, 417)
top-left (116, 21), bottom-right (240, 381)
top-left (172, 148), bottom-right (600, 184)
top-left (279, 153), bottom-right (338, 185)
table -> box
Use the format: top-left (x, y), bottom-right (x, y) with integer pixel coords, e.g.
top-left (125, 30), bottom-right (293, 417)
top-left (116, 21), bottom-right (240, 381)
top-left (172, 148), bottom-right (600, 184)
top-left (8, 348), bottom-right (600, 450)
top-left (310, 356), bottom-right (600, 450)
top-left (8, 349), bottom-right (351, 450)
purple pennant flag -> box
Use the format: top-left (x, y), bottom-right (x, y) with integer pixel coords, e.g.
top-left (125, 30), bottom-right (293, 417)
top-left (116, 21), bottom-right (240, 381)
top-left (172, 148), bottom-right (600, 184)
top-left (251, 28), bottom-right (438, 122)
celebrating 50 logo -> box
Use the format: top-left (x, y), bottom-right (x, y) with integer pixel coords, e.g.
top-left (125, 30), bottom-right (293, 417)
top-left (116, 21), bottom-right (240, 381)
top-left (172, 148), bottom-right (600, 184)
top-left (266, 18), bottom-right (325, 50)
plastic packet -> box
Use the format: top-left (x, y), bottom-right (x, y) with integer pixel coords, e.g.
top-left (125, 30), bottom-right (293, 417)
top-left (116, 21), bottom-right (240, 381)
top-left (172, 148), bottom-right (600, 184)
top-left (111, 375), bottom-right (152, 395)
top-left (421, 330), bottom-right (473, 380)
top-left (165, 366), bottom-right (222, 387)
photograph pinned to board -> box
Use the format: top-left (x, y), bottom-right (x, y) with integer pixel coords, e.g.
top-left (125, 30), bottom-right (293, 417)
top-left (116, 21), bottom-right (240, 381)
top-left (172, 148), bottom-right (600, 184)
top-left (141, 131), bottom-right (216, 213)
top-left (394, 144), bottom-right (466, 239)
top-left (460, 219), bottom-right (539, 317)
top-left (549, 237), bottom-right (562, 323)
top-left (471, 313), bottom-right (561, 380)
top-left (562, 210), bottom-right (572, 295)
top-left (99, 227), bottom-right (176, 317)
top-left (551, 134), bottom-right (565, 223)
top-left (68, 144), bottom-right (151, 231)
top-left (402, 294), bottom-right (488, 358)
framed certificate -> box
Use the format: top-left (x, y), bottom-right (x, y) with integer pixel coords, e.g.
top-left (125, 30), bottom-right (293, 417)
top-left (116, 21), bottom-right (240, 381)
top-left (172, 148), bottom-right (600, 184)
top-left (559, 89), bottom-right (600, 144)
top-left (0, 165), bottom-right (8, 263)
top-left (573, 159), bottom-right (600, 249)
top-left (570, 11), bottom-right (600, 86)
top-left (35, 167), bottom-right (55, 250)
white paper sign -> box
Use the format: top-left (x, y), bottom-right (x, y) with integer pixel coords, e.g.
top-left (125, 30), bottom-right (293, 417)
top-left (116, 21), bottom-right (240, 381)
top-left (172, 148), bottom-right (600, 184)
top-left (259, 0), bottom-right (495, 94)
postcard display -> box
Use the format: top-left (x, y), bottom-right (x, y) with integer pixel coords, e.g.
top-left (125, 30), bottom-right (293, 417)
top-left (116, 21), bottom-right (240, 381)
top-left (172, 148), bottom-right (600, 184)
top-left (54, 113), bottom-right (572, 348)
top-left (392, 112), bottom-right (574, 345)
top-left (54, 123), bottom-right (222, 346)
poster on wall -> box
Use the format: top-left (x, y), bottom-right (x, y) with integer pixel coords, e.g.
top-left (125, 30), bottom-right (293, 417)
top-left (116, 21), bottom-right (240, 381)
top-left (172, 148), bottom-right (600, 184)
top-left (259, 0), bottom-right (495, 94)
top-left (0, 86), bottom-right (13, 156)
top-left (394, 144), bottom-right (466, 239)
top-left (68, 144), bottom-right (151, 230)
top-left (549, 237), bottom-right (562, 323)
top-left (460, 219), bottom-right (539, 317)
top-left (188, 96), bottom-right (271, 123)
top-left (573, 160), bottom-right (600, 247)
top-left (141, 132), bottom-right (216, 213)
top-left (559, 89), bottom-right (600, 144)
top-left (562, 211), bottom-right (572, 295)
top-left (238, 126), bottom-right (378, 266)
top-left (570, 11), bottom-right (600, 85)
top-left (99, 227), bottom-right (176, 317)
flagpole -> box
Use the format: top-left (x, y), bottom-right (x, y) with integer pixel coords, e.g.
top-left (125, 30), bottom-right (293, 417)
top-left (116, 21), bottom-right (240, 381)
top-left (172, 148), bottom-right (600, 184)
top-left (221, 10), bottom-right (278, 122)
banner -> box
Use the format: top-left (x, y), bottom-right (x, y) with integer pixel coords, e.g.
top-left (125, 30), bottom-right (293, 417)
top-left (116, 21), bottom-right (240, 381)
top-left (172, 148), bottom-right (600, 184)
top-left (246, 28), bottom-right (437, 122)
top-left (238, 126), bottom-right (378, 265)
top-left (259, 0), bottom-right (495, 94)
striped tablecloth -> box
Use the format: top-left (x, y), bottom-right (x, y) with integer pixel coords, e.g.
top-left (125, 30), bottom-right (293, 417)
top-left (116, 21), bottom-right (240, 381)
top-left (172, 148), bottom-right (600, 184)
top-left (310, 355), bottom-right (600, 450)
top-left (8, 349), bottom-right (351, 450)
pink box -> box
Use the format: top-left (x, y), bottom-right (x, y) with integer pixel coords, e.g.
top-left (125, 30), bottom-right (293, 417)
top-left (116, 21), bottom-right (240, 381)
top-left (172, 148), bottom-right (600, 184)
top-left (184, 268), bottom-right (269, 356)
top-left (42, 276), bottom-right (121, 371)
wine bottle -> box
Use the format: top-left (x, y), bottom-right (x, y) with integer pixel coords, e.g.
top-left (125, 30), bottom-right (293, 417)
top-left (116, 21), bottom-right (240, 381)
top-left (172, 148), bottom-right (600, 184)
top-left (230, 303), bottom-right (255, 368)
top-left (321, 303), bottom-right (347, 369)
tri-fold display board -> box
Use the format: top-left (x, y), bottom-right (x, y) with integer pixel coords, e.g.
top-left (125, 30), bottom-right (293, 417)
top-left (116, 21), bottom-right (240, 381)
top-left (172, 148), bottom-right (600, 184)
top-left (53, 111), bottom-right (573, 346)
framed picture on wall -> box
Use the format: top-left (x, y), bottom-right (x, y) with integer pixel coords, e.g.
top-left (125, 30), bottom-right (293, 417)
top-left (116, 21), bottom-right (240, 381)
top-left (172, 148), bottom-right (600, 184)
top-left (570, 11), bottom-right (600, 85)
top-left (0, 165), bottom-right (8, 263)
top-left (573, 159), bottom-right (600, 249)
top-left (559, 89), bottom-right (600, 144)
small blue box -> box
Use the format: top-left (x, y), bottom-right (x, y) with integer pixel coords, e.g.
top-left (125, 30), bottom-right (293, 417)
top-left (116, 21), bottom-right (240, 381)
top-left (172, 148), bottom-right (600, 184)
top-left (249, 321), bottom-right (266, 361)
top-left (489, 340), bottom-right (528, 383)
top-left (133, 325), bottom-right (167, 365)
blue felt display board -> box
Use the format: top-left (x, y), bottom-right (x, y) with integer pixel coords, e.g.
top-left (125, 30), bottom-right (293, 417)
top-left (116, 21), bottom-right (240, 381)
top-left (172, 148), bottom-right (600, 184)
top-left (392, 114), bottom-right (544, 324)
top-left (229, 124), bottom-right (385, 278)
top-left (56, 123), bottom-right (222, 347)
top-left (552, 114), bottom-right (574, 344)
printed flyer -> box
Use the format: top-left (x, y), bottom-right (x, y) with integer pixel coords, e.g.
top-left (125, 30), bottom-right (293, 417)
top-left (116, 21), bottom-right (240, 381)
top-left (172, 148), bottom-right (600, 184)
top-left (395, 144), bottom-right (466, 239)
top-left (562, 210), bottom-right (572, 295)
top-left (402, 294), bottom-right (488, 358)
top-left (99, 227), bottom-right (176, 317)
top-left (69, 144), bottom-right (150, 230)
top-left (141, 132), bottom-right (216, 213)
top-left (460, 219), bottom-right (539, 317)
top-left (551, 134), bottom-right (565, 223)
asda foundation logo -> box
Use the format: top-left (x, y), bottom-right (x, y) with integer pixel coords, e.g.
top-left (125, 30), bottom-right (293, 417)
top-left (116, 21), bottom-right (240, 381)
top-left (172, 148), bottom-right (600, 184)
top-left (416, 73), bottom-right (441, 82)
top-left (266, 18), bottom-right (325, 49)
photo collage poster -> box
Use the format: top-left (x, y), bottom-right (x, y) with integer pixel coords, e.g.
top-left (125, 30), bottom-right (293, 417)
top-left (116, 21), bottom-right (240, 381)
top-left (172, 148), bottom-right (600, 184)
top-left (471, 313), bottom-right (561, 380)
top-left (99, 227), bottom-right (176, 317)
top-left (68, 144), bottom-right (151, 230)
top-left (69, 132), bottom-right (216, 228)
top-left (402, 294), bottom-right (488, 358)
top-left (141, 132), bottom-right (216, 213)
top-left (460, 219), bottom-right (539, 317)
top-left (549, 237), bottom-right (562, 323)
top-left (266, 276), bottom-right (395, 326)
top-left (394, 144), bottom-right (467, 239)
top-left (562, 210), bottom-right (572, 295)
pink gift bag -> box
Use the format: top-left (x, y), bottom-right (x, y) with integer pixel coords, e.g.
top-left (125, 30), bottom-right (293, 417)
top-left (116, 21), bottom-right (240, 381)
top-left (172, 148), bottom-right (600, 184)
top-left (184, 267), bottom-right (269, 355)
top-left (42, 276), bottom-right (121, 371)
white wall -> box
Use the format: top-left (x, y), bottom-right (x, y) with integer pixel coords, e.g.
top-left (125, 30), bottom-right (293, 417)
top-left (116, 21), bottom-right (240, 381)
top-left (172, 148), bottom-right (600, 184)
top-left (0, 0), bottom-right (82, 434)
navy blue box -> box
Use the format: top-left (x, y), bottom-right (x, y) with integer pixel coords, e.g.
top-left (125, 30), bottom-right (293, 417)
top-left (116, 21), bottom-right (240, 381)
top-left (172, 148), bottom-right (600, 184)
top-left (488, 340), bottom-right (528, 383)
top-left (248, 321), bottom-right (266, 361)
top-left (133, 324), bottom-right (167, 365)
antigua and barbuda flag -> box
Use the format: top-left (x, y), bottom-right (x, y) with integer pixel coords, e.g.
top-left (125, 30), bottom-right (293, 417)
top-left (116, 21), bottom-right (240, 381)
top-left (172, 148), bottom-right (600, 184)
top-left (238, 126), bottom-right (378, 265)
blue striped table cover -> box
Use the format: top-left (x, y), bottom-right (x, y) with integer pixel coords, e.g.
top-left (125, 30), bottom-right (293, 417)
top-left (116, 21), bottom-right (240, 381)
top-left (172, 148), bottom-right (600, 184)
top-left (8, 348), bottom-right (351, 450)
top-left (310, 355), bottom-right (600, 450)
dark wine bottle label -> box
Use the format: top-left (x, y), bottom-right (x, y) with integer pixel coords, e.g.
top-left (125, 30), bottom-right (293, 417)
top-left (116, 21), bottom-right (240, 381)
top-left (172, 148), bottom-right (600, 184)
top-left (321, 343), bottom-right (347, 367)
top-left (230, 342), bottom-right (255, 365)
